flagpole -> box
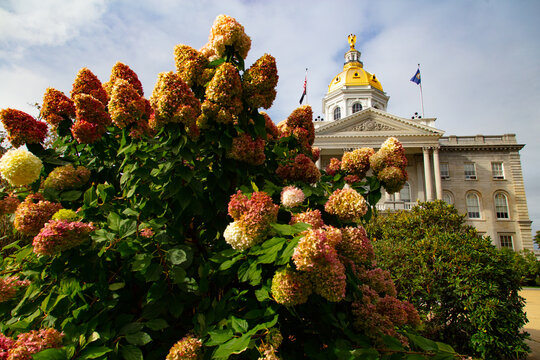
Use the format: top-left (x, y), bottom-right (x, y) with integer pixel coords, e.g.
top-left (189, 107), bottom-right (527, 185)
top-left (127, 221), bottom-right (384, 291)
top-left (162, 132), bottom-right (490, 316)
top-left (418, 63), bottom-right (425, 118)
top-left (305, 68), bottom-right (308, 105)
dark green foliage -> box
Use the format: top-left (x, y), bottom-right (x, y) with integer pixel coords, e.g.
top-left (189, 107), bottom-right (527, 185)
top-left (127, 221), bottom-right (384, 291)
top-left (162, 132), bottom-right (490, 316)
top-left (368, 200), bottom-right (530, 360)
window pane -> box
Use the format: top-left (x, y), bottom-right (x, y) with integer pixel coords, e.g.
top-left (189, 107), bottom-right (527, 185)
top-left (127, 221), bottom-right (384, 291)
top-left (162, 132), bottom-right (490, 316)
top-left (333, 107), bottom-right (341, 120)
top-left (499, 235), bottom-right (513, 249)
top-left (492, 162), bottom-right (504, 179)
top-left (440, 163), bottom-right (449, 178)
top-left (466, 193), bottom-right (480, 218)
top-left (495, 193), bottom-right (509, 219)
top-left (464, 163), bottom-right (476, 179)
top-left (443, 192), bottom-right (453, 204)
top-left (399, 183), bottom-right (411, 202)
top-left (352, 103), bottom-right (362, 113)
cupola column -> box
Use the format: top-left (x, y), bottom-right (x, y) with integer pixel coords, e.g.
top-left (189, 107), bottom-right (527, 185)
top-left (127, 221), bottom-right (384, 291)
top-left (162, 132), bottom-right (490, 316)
top-left (423, 147), bottom-right (434, 201)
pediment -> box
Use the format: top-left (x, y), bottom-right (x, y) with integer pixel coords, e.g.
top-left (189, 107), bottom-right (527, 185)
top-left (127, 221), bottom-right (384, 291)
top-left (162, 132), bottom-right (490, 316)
top-left (315, 107), bottom-right (444, 137)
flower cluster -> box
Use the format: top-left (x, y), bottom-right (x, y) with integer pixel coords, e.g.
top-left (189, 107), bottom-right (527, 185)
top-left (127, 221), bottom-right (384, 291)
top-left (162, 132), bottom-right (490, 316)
top-left (40, 88), bottom-right (75, 128)
top-left (292, 227), bottom-right (341, 272)
top-left (352, 284), bottom-right (420, 342)
top-left (344, 174), bottom-right (362, 184)
top-left (325, 158), bottom-right (342, 176)
top-left (1, 329), bottom-right (63, 360)
top-left (139, 227), bottom-right (154, 238)
top-left (227, 133), bottom-right (266, 166)
top-left (0, 149), bottom-right (43, 187)
top-left (72, 93), bottom-right (111, 144)
top-left (377, 166), bottom-right (408, 194)
top-left (71, 67), bottom-right (108, 105)
top-left (166, 335), bottom-right (202, 360)
top-left (0, 196), bottom-right (20, 216)
top-left (278, 105), bottom-right (315, 153)
top-left (357, 267), bottom-right (397, 297)
top-left (33, 220), bottom-right (95, 255)
top-left (225, 191), bottom-right (278, 250)
top-left (43, 164), bottom-right (90, 191)
top-left (341, 147), bottom-right (375, 178)
top-left (276, 154), bottom-right (321, 184)
top-left (14, 194), bottom-right (62, 236)
top-left (271, 268), bottom-right (312, 306)
top-left (336, 226), bottom-right (374, 265)
top-left (0, 277), bottom-right (30, 303)
top-left (324, 188), bottom-right (367, 222)
top-left (51, 209), bottom-right (80, 221)
top-left (243, 54), bottom-right (278, 109)
top-left (258, 329), bottom-right (282, 360)
top-left (280, 186), bottom-right (304, 208)
top-left (369, 137), bottom-right (408, 193)
top-left (199, 63), bottom-right (243, 128)
top-left (262, 112), bottom-right (280, 141)
top-left (149, 71), bottom-right (201, 137)
top-left (206, 14), bottom-right (251, 60)
top-left (104, 62), bottom-right (144, 97)
top-left (311, 147), bottom-right (320, 162)
top-left (290, 226), bottom-right (347, 302)
top-left (174, 45), bottom-right (209, 88)
top-left (290, 209), bottom-right (324, 229)
top-left (0, 109), bottom-right (48, 148)
top-left (108, 79), bottom-right (148, 129)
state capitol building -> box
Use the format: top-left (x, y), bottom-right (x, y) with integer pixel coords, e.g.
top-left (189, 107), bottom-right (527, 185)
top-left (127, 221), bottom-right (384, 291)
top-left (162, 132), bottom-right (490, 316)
top-left (312, 36), bottom-right (533, 251)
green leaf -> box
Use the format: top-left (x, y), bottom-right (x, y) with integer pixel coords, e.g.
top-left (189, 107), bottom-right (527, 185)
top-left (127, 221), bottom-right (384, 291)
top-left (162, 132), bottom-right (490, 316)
top-left (125, 332), bottom-right (152, 346)
top-left (83, 186), bottom-right (98, 207)
top-left (435, 342), bottom-right (455, 353)
top-left (276, 237), bottom-right (301, 265)
top-left (231, 316), bottom-right (249, 333)
top-left (145, 318), bottom-right (168, 331)
top-left (119, 322), bottom-right (144, 335)
top-left (407, 333), bottom-right (438, 352)
top-left (32, 348), bottom-right (67, 360)
top-left (381, 335), bottom-right (404, 351)
top-left (270, 222), bottom-right (310, 236)
top-left (213, 334), bottom-right (250, 359)
top-left (109, 282), bottom-right (125, 291)
top-left (78, 346), bottom-right (112, 359)
top-left (167, 248), bottom-right (187, 265)
top-left (206, 329), bottom-right (234, 346)
top-left (254, 287), bottom-right (270, 302)
top-left (120, 345), bottom-right (143, 360)
top-left (107, 213), bottom-right (122, 232)
top-left (60, 190), bottom-right (82, 201)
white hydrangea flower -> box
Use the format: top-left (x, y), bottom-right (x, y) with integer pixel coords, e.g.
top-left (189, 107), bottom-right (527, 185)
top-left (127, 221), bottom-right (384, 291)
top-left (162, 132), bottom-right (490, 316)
top-left (223, 221), bottom-right (253, 250)
top-left (280, 186), bottom-right (305, 208)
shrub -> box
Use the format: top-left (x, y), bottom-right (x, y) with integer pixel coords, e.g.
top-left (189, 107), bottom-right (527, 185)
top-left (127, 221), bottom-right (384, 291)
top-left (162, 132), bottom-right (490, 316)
top-left (368, 200), bottom-right (529, 359)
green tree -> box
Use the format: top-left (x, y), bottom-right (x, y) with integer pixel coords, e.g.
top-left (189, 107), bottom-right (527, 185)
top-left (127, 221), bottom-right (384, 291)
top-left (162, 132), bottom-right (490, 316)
top-left (368, 200), bottom-right (529, 360)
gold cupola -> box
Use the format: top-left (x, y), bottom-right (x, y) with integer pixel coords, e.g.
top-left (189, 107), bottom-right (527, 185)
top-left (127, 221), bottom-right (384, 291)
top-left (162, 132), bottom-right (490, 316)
top-left (328, 34), bottom-right (383, 93)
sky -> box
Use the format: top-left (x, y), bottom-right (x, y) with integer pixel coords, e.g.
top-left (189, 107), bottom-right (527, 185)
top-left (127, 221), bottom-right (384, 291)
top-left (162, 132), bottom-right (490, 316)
top-left (1, 0), bottom-right (539, 238)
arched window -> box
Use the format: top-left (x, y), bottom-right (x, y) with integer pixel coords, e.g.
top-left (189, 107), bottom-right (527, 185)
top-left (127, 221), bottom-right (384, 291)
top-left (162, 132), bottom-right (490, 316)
top-left (399, 182), bottom-right (411, 202)
top-left (352, 103), bottom-right (362, 113)
top-left (494, 193), bottom-right (509, 219)
top-left (466, 193), bottom-right (481, 219)
top-left (442, 191), bottom-right (454, 205)
top-left (333, 107), bottom-right (341, 120)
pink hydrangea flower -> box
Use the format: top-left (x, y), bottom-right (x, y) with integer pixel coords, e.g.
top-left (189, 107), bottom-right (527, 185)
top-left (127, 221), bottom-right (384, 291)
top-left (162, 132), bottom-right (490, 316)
top-left (33, 220), bottom-right (95, 256)
top-left (0, 277), bottom-right (30, 303)
top-left (166, 335), bottom-right (202, 360)
top-left (324, 188), bottom-right (367, 222)
top-left (280, 186), bottom-right (305, 208)
top-left (271, 268), bottom-right (312, 306)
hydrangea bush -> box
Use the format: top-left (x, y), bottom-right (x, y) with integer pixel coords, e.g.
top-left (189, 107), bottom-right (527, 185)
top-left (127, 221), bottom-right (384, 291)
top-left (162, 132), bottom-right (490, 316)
top-left (0, 15), bottom-right (464, 360)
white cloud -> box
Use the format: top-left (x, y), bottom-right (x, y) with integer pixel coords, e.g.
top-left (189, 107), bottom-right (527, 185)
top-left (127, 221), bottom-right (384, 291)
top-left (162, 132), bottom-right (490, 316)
top-left (0, 0), bottom-right (106, 49)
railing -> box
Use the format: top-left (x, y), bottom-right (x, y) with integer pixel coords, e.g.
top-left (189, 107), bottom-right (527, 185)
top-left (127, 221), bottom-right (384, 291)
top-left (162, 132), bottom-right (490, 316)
top-left (376, 202), bottom-right (416, 211)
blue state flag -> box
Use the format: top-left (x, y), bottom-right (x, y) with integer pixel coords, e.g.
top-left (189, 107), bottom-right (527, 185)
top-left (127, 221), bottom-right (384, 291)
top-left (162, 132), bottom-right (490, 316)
top-left (410, 68), bottom-right (421, 85)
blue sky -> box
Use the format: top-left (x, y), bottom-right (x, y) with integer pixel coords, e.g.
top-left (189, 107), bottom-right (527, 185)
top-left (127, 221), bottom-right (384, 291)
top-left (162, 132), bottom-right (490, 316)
top-left (1, 0), bottom-right (540, 238)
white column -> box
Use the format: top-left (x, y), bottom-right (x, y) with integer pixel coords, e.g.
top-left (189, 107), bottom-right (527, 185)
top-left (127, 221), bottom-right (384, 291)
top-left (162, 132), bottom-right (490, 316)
top-left (315, 157), bottom-right (321, 170)
top-left (423, 147), bottom-right (433, 201)
top-left (432, 147), bottom-right (443, 200)
top-left (416, 157), bottom-right (425, 201)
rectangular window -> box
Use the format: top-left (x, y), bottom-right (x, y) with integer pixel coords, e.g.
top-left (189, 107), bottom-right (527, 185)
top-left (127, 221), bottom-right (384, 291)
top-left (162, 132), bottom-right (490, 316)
top-left (464, 162), bottom-right (477, 180)
top-left (440, 163), bottom-right (450, 179)
top-left (499, 235), bottom-right (513, 249)
top-left (492, 162), bottom-right (505, 179)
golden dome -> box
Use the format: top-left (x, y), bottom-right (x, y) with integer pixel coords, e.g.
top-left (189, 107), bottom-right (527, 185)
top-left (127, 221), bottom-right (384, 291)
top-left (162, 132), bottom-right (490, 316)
top-left (328, 37), bottom-right (383, 93)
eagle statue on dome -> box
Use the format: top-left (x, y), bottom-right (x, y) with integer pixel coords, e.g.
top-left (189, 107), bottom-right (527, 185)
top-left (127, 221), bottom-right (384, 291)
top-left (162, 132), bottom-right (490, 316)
top-left (348, 34), bottom-right (356, 49)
